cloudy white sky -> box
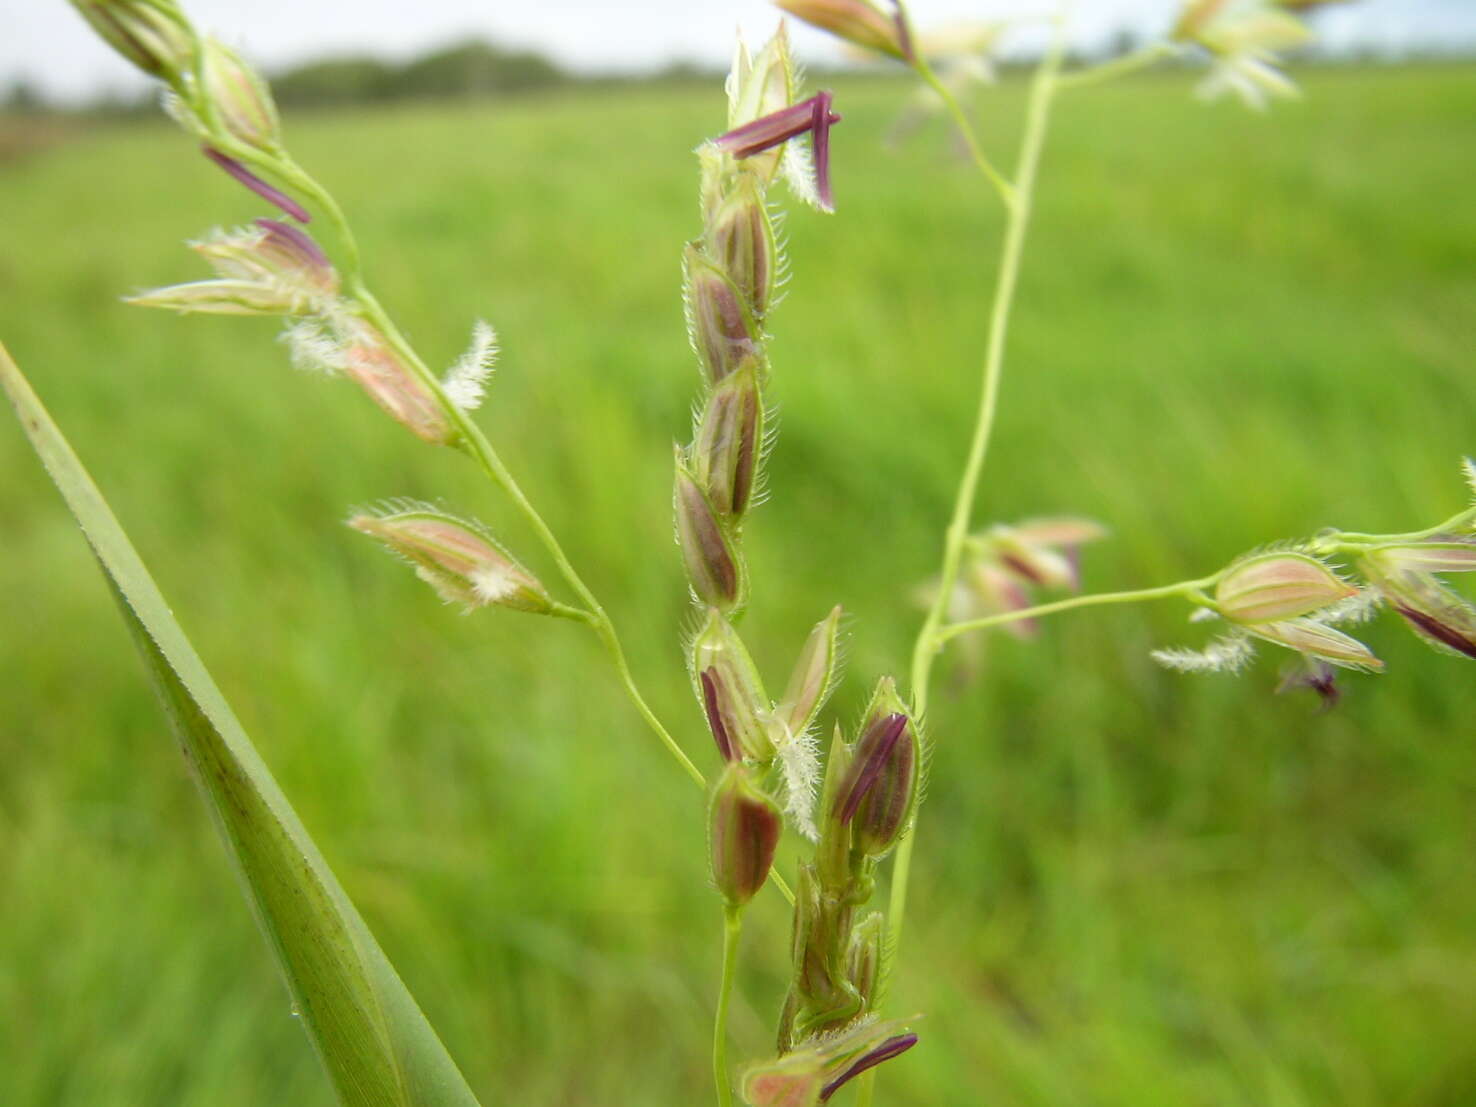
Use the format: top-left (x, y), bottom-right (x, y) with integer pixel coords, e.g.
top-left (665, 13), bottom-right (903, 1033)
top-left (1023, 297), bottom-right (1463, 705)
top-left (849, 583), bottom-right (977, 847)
top-left (6, 0), bottom-right (1475, 102)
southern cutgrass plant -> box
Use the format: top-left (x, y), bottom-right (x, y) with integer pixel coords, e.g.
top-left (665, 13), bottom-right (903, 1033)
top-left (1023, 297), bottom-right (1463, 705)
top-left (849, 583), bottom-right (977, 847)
top-left (4, 0), bottom-right (1474, 1104)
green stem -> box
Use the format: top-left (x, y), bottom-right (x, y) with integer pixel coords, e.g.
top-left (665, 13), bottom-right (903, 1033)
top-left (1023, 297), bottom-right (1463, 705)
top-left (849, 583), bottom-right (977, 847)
top-left (1057, 42), bottom-right (1176, 91)
top-left (1315, 506), bottom-right (1476, 551)
top-left (907, 31), bottom-right (1068, 723)
top-left (713, 905), bottom-right (743, 1107)
top-left (937, 578), bottom-right (1215, 643)
top-left (867, 15), bottom-right (1072, 1099)
top-left (895, 0), bottom-right (1014, 207)
top-left (375, 291), bottom-right (709, 790)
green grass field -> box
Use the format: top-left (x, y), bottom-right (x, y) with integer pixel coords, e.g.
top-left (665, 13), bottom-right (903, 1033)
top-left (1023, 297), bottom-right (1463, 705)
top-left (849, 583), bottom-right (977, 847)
top-left (2, 63), bottom-right (1475, 1105)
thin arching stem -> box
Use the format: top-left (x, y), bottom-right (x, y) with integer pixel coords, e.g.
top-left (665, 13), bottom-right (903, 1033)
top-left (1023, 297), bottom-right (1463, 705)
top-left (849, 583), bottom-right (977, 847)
top-left (713, 905), bottom-right (744, 1107)
top-left (224, 144), bottom-right (713, 792)
top-left (856, 15), bottom-right (1073, 1107)
top-left (938, 578), bottom-right (1216, 643)
top-left (1057, 42), bottom-right (1177, 91)
top-left (894, 0), bottom-right (1013, 206)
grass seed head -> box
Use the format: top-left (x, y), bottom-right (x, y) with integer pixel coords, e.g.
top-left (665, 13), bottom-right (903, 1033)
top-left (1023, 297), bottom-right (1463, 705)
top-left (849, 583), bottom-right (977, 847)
top-left (692, 357), bottom-right (765, 519)
top-left (69, 0), bottom-right (194, 80)
top-left (833, 679), bottom-right (917, 857)
top-left (691, 608), bottom-right (774, 762)
top-left (685, 247), bottom-right (762, 385)
top-left (200, 39), bottom-right (281, 152)
top-left (1215, 551), bottom-right (1356, 624)
top-left (708, 178), bottom-right (778, 320)
top-left (349, 507), bottom-right (551, 614)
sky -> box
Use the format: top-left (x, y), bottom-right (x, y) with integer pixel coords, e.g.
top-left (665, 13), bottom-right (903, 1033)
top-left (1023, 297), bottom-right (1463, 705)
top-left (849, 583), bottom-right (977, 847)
top-left (6, 0), bottom-right (1476, 103)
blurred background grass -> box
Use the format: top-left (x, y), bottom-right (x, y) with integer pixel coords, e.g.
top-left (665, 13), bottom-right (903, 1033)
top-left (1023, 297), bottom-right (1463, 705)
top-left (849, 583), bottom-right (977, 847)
top-left (2, 64), bottom-right (1475, 1105)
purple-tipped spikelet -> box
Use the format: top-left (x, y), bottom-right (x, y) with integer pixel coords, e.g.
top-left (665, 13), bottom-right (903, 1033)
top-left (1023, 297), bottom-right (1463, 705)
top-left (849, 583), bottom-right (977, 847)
top-left (349, 506), bottom-right (552, 614)
top-left (691, 608), bottom-right (773, 762)
top-left (708, 177), bottom-right (778, 320)
top-left (68, 0), bottom-right (193, 79)
top-left (1360, 540), bottom-right (1476, 660)
top-left (685, 247), bottom-right (762, 384)
top-left (693, 356), bottom-right (765, 519)
top-left (710, 764), bottom-right (783, 907)
top-left (832, 679), bottom-right (919, 857)
top-left (833, 713), bottom-right (907, 826)
top-left (675, 454), bottom-right (746, 611)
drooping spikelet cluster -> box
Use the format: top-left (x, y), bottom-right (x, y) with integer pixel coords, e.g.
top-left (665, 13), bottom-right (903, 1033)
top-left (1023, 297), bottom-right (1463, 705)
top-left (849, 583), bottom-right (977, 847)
top-left (1149, 467), bottom-right (1476, 707)
top-left (76, 0), bottom-right (551, 617)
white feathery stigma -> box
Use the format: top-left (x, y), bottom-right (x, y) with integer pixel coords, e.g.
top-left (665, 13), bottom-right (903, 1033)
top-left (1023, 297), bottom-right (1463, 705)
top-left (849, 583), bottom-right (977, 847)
top-left (768, 714), bottom-right (821, 842)
top-left (1320, 587), bottom-right (1381, 626)
top-left (1151, 633), bottom-right (1255, 674)
top-left (281, 318), bottom-right (348, 375)
top-left (443, 320), bottom-right (498, 412)
top-left (470, 562), bottom-right (520, 606)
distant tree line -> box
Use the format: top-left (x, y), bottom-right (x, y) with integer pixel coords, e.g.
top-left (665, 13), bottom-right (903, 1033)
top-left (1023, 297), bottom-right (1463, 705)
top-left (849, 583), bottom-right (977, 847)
top-left (270, 40), bottom-right (567, 107)
top-left (2, 39), bottom-right (724, 117)
top-left (4, 29), bottom-right (1472, 118)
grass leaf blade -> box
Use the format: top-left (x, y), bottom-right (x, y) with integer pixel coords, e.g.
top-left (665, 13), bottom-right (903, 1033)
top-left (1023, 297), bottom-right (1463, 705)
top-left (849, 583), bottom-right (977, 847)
top-left (0, 340), bottom-right (481, 1107)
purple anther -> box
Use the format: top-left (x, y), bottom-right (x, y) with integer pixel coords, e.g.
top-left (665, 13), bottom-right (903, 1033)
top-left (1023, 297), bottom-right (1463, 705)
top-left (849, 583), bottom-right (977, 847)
top-left (203, 147), bottom-right (312, 223)
top-left (810, 91), bottom-right (837, 212)
top-left (714, 92), bottom-right (843, 212)
top-left (254, 218), bottom-right (329, 269)
top-left (1395, 604), bottom-right (1476, 659)
top-left (820, 1034), bottom-right (919, 1101)
top-left (891, 2), bottom-right (916, 64)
